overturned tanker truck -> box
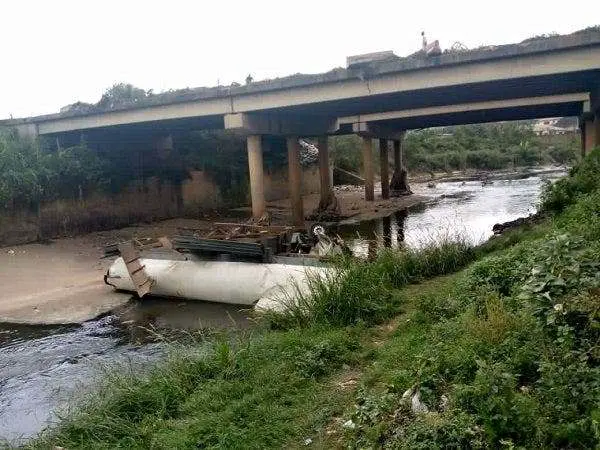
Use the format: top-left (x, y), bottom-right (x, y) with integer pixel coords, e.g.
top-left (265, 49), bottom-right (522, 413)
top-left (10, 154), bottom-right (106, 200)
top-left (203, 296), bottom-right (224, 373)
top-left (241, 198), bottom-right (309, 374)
top-left (104, 224), bottom-right (345, 311)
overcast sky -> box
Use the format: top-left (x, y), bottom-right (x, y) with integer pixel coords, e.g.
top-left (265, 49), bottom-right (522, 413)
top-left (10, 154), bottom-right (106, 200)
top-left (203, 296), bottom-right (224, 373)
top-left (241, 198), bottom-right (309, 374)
top-left (1, 0), bottom-right (598, 119)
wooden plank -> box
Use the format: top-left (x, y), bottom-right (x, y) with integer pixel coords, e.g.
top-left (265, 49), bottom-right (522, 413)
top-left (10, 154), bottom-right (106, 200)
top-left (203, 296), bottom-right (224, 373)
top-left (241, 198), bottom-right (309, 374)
top-left (214, 222), bottom-right (293, 231)
top-left (118, 241), bottom-right (153, 297)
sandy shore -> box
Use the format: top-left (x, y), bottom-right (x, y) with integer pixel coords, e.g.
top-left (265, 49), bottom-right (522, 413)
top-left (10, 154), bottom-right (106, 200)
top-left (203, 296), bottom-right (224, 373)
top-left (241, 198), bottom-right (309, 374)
top-left (0, 238), bottom-right (126, 324)
top-left (0, 189), bottom-right (427, 325)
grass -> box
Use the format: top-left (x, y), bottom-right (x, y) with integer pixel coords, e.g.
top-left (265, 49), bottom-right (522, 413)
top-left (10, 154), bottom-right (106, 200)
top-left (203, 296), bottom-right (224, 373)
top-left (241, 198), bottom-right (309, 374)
top-left (264, 239), bottom-right (476, 330)
top-left (30, 148), bottom-right (600, 449)
top-left (31, 328), bottom-right (368, 449)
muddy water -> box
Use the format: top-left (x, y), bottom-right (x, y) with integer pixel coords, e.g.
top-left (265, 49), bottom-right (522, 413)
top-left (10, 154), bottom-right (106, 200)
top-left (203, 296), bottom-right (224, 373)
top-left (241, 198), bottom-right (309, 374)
top-left (0, 171), bottom-right (563, 443)
top-left (338, 171), bottom-right (564, 257)
top-left (0, 304), bottom-right (252, 444)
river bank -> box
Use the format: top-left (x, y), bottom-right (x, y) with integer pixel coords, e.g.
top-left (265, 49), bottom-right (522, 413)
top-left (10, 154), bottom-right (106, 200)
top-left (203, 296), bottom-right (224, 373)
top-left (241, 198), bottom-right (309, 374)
top-left (409, 164), bottom-right (568, 184)
top-left (26, 148), bottom-right (600, 449)
top-left (0, 166), bottom-right (551, 326)
top-left (0, 167), bottom-right (570, 444)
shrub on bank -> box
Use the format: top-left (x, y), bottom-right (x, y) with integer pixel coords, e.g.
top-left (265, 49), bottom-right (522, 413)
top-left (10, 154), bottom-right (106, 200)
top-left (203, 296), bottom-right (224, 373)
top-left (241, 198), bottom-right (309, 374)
top-left (374, 240), bottom-right (475, 288)
top-left (555, 189), bottom-right (600, 240)
top-left (345, 231), bottom-right (600, 448)
top-left (540, 146), bottom-right (600, 213)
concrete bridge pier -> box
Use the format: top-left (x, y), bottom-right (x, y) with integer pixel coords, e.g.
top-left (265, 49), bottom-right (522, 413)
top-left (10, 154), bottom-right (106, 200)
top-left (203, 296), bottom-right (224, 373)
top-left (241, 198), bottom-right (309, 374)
top-left (581, 114), bottom-right (600, 155)
top-left (226, 112), bottom-right (337, 221)
top-left (247, 135), bottom-right (266, 219)
top-left (393, 139), bottom-right (402, 172)
top-left (286, 137), bottom-right (304, 226)
top-left (390, 133), bottom-right (410, 196)
top-left (354, 123), bottom-right (405, 201)
top-left (379, 139), bottom-right (390, 199)
top-left (317, 136), bottom-right (334, 209)
top-left (361, 137), bottom-right (375, 201)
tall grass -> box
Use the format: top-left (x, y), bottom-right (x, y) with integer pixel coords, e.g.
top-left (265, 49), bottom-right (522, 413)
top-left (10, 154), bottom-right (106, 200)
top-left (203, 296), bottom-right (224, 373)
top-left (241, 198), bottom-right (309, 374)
top-left (373, 239), bottom-right (475, 288)
top-left (264, 238), bottom-right (476, 329)
top-left (264, 258), bottom-right (396, 329)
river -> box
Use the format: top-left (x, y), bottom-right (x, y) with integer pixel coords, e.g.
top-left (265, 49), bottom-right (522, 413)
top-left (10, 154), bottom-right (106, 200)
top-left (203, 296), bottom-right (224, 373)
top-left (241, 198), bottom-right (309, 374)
top-left (0, 170), bottom-right (564, 444)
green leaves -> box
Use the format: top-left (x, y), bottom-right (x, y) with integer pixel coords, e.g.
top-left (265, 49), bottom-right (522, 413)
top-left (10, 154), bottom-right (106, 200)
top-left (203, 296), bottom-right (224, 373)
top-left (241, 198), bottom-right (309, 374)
top-left (0, 130), bottom-right (109, 209)
top-left (541, 146), bottom-right (600, 213)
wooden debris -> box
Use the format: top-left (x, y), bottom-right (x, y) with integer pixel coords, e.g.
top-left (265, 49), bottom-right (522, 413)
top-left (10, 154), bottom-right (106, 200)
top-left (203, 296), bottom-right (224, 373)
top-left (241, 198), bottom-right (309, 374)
top-left (117, 241), bottom-right (153, 297)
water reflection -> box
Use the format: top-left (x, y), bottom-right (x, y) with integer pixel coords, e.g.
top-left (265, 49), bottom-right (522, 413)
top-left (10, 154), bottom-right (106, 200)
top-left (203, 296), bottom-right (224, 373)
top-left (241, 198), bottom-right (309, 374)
top-left (115, 298), bottom-right (253, 343)
top-left (337, 172), bottom-right (564, 257)
top-left (382, 215), bottom-right (392, 248)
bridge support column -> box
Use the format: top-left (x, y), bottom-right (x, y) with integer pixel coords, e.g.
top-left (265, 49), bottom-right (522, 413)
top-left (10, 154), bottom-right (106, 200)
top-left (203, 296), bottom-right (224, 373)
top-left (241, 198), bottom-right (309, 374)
top-left (393, 138), bottom-right (403, 173)
top-left (390, 133), bottom-right (411, 196)
top-left (286, 137), bottom-right (304, 226)
top-left (317, 136), bottom-right (334, 209)
top-left (379, 139), bottom-right (390, 199)
top-left (581, 114), bottom-right (600, 156)
top-left (247, 135), bottom-right (266, 219)
top-left (362, 136), bottom-right (375, 201)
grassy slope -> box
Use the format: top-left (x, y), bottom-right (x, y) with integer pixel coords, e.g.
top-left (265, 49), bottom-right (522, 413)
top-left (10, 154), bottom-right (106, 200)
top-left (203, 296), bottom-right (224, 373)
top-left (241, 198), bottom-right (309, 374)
top-left (30, 150), bottom-right (600, 449)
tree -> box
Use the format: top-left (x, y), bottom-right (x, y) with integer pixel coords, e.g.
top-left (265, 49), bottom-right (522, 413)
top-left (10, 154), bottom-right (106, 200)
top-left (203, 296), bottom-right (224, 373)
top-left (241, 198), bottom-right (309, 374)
top-left (97, 83), bottom-right (149, 109)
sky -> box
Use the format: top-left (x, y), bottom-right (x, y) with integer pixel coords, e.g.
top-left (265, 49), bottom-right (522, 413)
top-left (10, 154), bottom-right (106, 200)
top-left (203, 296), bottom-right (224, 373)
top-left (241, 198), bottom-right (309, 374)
top-left (1, 0), bottom-right (598, 119)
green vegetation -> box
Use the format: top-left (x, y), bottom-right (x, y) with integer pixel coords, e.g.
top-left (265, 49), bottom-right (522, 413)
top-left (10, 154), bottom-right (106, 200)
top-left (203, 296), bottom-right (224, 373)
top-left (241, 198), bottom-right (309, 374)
top-left (331, 122), bottom-right (580, 175)
top-left (404, 122), bottom-right (579, 172)
top-left (0, 123), bottom-right (295, 215)
top-left (30, 148), bottom-right (600, 449)
top-left (0, 128), bottom-right (107, 210)
top-left (541, 144), bottom-right (600, 213)
top-left (31, 328), bottom-right (362, 449)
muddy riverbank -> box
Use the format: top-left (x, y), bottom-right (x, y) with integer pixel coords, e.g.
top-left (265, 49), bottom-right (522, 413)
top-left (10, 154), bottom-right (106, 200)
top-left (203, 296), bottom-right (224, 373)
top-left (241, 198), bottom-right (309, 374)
top-left (0, 188), bottom-right (427, 326)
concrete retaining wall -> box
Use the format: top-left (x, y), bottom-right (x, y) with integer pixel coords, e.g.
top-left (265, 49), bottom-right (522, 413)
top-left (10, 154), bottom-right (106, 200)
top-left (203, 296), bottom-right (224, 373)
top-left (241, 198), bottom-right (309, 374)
top-left (0, 165), bottom-right (321, 246)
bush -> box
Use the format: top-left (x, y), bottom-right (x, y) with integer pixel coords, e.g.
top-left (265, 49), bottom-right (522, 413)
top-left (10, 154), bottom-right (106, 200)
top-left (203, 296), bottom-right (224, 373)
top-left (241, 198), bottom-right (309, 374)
top-left (453, 360), bottom-right (539, 443)
top-left (392, 411), bottom-right (485, 449)
top-left (555, 190), bottom-right (600, 240)
top-left (540, 146), bottom-right (600, 213)
top-left (466, 245), bottom-right (533, 296)
top-left (0, 129), bottom-right (109, 210)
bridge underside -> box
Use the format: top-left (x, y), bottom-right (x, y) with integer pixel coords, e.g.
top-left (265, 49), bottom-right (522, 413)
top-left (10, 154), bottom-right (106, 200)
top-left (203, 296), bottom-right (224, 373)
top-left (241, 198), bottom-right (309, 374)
top-left (10, 40), bottom-right (600, 223)
top-left (46, 70), bottom-right (599, 224)
top-left (337, 101), bottom-right (585, 132)
top-left (47, 69), bottom-right (600, 141)
top-left (269, 70), bottom-right (600, 119)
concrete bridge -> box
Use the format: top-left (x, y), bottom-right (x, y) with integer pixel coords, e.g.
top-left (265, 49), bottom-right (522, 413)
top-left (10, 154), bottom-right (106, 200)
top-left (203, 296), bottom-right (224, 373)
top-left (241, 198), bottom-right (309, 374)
top-left (4, 29), bottom-right (600, 223)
